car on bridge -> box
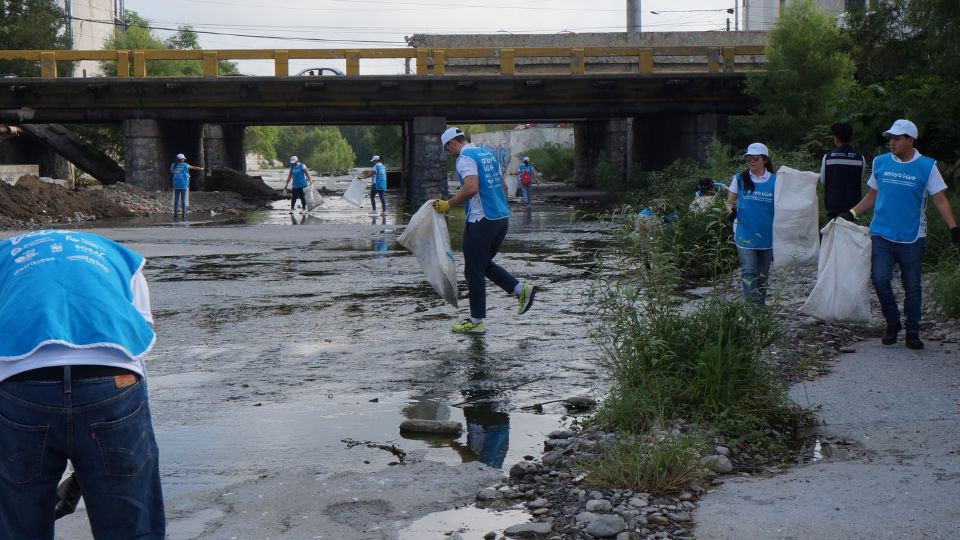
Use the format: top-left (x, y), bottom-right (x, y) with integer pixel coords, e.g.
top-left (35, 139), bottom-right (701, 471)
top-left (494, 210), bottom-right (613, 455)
top-left (296, 67), bottom-right (345, 77)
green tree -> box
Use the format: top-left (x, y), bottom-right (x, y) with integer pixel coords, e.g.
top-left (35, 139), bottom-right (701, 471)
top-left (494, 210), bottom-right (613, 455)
top-left (363, 125), bottom-right (402, 166)
top-left (245, 126), bottom-right (279, 162)
top-left (0, 0), bottom-right (71, 76)
top-left (274, 126), bottom-right (355, 173)
top-left (744, 0), bottom-right (854, 148)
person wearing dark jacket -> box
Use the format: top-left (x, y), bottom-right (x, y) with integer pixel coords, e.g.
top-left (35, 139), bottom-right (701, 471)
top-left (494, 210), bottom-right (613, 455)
top-left (820, 122), bottom-right (865, 221)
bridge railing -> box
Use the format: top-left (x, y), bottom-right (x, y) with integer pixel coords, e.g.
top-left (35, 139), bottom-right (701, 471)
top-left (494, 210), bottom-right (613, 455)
top-left (0, 46), bottom-right (765, 78)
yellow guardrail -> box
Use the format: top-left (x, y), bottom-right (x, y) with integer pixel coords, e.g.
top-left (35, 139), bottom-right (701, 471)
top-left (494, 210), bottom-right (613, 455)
top-left (0, 46), bottom-right (765, 78)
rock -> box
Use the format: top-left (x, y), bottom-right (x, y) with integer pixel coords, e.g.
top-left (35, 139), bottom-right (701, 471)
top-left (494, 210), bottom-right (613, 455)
top-left (544, 439), bottom-right (572, 450)
top-left (575, 511), bottom-right (599, 523)
top-left (628, 497), bottom-right (648, 508)
top-left (484, 533), bottom-right (497, 540)
top-left (399, 419), bottom-right (463, 435)
top-left (477, 487), bottom-right (500, 501)
top-left (528, 497), bottom-right (549, 509)
top-left (504, 522), bottom-right (552, 537)
top-left (585, 499), bottom-right (613, 513)
top-left (547, 429), bottom-right (575, 439)
top-left (509, 461), bottom-right (539, 478)
top-left (584, 515), bottom-right (626, 537)
top-left (616, 533), bottom-right (632, 540)
top-left (205, 167), bottom-right (277, 200)
top-left (541, 450), bottom-right (564, 466)
top-left (839, 347), bottom-right (856, 353)
top-left (700, 454), bottom-right (734, 474)
top-left (714, 445), bottom-right (730, 456)
top-left (646, 514), bottom-right (670, 526)
top-left (564, 396), bottom-right (597, 410)
top-left (667, 512), bottom-right (692, 522)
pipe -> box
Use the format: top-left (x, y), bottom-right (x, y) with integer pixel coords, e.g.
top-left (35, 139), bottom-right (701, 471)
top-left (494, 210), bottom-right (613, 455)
top-left (626, 0), bottom-right (641, 33)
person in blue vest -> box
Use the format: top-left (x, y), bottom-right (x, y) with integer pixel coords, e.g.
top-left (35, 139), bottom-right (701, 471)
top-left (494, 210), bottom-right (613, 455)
top-left (838, 119), bottom-right (960, 350)
top-left (820, 122), bottom-right (866, 221)
top-left (361, 154), bottom-right (388, 214)
top-left (283, 155), bottom-right (313, 213)
top-left (432, 127), bottom-right (538, 334)
top-left (170, 153), bottom-right (203, 219)
top-left (514, 157), bottom-right (540, 206)
top-left (0, 230), bottom-right (164, 539)
top-left (726, 142), bottom-right (777, 305)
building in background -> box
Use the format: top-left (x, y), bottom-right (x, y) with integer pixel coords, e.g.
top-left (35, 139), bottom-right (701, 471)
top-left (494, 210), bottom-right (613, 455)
top-left (60, 0), bottom-right (124, 77)
top-left (742, 0), bottom-right (866, 31)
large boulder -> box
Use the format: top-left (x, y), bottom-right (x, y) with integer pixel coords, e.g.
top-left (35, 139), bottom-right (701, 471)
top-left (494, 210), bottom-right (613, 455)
top-left (205, 167), bottom-right (277, 201)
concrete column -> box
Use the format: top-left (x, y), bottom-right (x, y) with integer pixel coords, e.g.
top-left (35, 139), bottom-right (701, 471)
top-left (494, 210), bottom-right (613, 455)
top-left (633, 113), bottom-right (727, 172)
top-left (202, 124), bottom-right (228, 173)
top-left (123, 119), bottom-right (166, 191)
top-left (574, 118), bottom-right (633, 189)
top-left (406, 116), bottom-right (448, 208)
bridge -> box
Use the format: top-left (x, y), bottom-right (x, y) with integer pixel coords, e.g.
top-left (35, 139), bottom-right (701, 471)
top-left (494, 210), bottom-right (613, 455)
top-left (0, 44), bottom-right (764, 204)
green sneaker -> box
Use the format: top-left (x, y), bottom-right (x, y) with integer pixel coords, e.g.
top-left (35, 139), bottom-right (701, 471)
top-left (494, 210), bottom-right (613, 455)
top-left (452, 319), bottom-right (486, 334)
top-left (517, 283), bottom-right (538, 315)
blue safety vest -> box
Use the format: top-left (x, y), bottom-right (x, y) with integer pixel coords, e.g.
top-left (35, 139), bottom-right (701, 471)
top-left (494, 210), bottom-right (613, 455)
top-left (372, 162), bottom-right (387, 190)
top-left (0, 230), bottom-right (156, 362)
top-left (869, 153), bottom-right (937, 243)
top-left (458, 146), bottom-right (509, 221)
top-left (170, 162), bottom-right (190, 189)
top-left (734, 172), bottom-right (777, 250)
top-left (290, 162), bottom-right (308, 188)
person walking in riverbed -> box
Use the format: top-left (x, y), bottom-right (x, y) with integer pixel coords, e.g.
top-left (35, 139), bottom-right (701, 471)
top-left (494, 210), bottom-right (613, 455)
top-left (515, 157), bottom-right (540, 206)
top-left (284, 155), bottom-right (313, 213)
top-left (170, 153), bottom-right (203, 219)
top-left (0, 230), bottom-right (165, 539)
top-left (838, 119), bottom-right (960, 350)
top-left (726, 142), bottom-right (777, 306)
top-left (359, 155), bottom-right (388, 214)
top-left (433, 127), bottom-right (538, 334)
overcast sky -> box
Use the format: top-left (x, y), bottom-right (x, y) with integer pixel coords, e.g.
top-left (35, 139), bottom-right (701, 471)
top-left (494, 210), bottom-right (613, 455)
top-left (122, 0), bottom-right (745, 75)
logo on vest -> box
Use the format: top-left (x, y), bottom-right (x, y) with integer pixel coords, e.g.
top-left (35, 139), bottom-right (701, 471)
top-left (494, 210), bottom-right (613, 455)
top-left (51, 243), bottom-right (63, 253)
top-left (14, 249), bottom-right (38, 264)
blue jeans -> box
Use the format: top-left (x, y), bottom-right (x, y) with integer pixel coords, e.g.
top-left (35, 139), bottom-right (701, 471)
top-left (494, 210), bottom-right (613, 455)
top-left (519, 184), bottom-right (532, 205)
top-left (370, 188), bottom-right (386, 212)
top-left (463, 218), bottom-right (519, 319)
top-left (738, 247), bottom-right (773, 305)
top-left (871, 235), bottom-right (925, 333)
top-left (173, 189), bottom-right (187, 216)
top-left (0, 370), bottom-right (164, 539)
top-left (290, 187), bottom-right (306, 210)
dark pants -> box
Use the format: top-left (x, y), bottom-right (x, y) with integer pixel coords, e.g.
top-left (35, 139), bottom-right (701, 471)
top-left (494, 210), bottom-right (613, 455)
top-left (370, 188), bottom-right (386, 212)
top-left (173, 188), bottom-right (187, 217)
top-left (463, 218), bottom-right (519, 319)
top-left (871, 235), bottom-right (924, 333)
top-left (290, 187), bottom-right (306, 210)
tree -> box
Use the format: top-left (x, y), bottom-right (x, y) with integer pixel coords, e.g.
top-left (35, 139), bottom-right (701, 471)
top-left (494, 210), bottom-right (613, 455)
top-left (0, 0), bottom-right (71, 76)
top-left (245, 126), bottom-right (279, 163)
top-left (743, 0), bottom-right (854, 148)
top-left (274, 126), bottom-right (355, 173)
top-left (363, 125), bottom-right (402, 166)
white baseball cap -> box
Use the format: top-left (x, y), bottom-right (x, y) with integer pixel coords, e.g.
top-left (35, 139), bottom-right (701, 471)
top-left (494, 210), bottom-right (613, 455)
top-left (289, 155), bottom-right (298, 164)
top-left (440, 127), bottom-right (465, 150)
top-left (882, 119), bottom-right (918, 139)
top-left (370, 155), bottom-right (380, 162)
top-left (523, 156), bottom-right (530, 162)
top-left (743, 142), bottom-right (769, 157)
top-left (176, 153), bottom-right (186, 160)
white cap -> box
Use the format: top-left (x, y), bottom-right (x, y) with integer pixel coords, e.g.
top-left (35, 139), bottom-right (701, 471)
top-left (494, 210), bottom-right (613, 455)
top-left (289, 155), bottom-right (298, 164)
top-left (440, 127), bottom-right (465, 149)
top-left (743, 142), bottom-right (769, 157)
top-left (176, 153), bottom-right (186, 160)
top-left (370, 155), bottom-right (380, 162)
top-left (523, 156), bottom-right (530, 162)
top-left (882, 119), bottom-right (918, 139)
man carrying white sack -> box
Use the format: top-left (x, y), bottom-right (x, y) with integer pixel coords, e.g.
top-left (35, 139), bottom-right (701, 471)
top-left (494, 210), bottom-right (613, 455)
top-left (838, 119), bottom-right (960, 350)
top-left (432, 127), bottom-right (538, 334)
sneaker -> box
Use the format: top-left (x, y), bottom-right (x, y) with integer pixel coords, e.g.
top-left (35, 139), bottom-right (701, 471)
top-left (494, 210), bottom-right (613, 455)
top-left (905, 333), bottom-right (924, 350)
top-left (517, 283), bottom-right (538, 315)
top-left (452, 319), bottom-right (485, 334)
top-left (881, 322), bottom-right (902, 345)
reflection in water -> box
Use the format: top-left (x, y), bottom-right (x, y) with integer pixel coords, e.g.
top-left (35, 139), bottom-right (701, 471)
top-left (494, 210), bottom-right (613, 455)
top-left (455, 338), bottom-right (510, 468)
top-left (521, 206), bottom-right (533, 228)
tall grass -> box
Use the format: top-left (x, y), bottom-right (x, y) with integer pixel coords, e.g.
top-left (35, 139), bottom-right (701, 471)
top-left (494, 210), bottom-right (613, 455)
top-left (581, 432), bottom-right (705, 494)
top-left (525, 141), bottom-right (574, 182)
top-left (930, 251), bottom-right (960, 319)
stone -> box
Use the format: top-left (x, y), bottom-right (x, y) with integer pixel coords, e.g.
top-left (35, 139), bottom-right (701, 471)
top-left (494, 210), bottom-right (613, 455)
top-left (528, 497), bottom-right (549, 509)
top-left (504, 522), bottom-right (552, 537)
top-left (699, 454), bottom-right (734, 474)
top-left (589, 491), bottom-right (605, 500)
top-left (667, 512), bottom-right (692, 522)
top-left (541, 450), bottom-right (564, 466)
top-left (628, 497), bottom-right (648, 508)
top-left (564, 396), bottom-right (597, 410)
top-left (575, 511), bottom-right (599, 523)
top-left (585, 499), bottom-right (613, 513)
top-left (547, 429), bottom-right (575, 439)
top-left (714, 445), bottom-right (730, 456)
top-left (477, 487), bottom-right (500, 501)
top-left (544, 439), bottom-right (572, 450)
top-left (584, 515), bottom-right (626, 537)
top-left (510, 461), bottom-right (539, 478)
top-left (398, 419), bottom-right (463, 434)
top-left (484, 533), bottom-right (497, 540)
top-left (646, 514), bottom-right (670, 526)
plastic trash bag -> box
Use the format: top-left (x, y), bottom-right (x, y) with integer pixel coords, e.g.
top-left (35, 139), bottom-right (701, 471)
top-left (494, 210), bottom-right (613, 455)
top-left (800, 218), bottom-right (873, 322)
top-left (772, 166), bottom-right (820, 268)
top-left (343, 178), bottom-right (365, 207)
top-left (504, 174), bottom-right (518, 200)
top-left (397, 201), bottom-right (459, 306)
top-left (305, 183), bottom-right (324, 211)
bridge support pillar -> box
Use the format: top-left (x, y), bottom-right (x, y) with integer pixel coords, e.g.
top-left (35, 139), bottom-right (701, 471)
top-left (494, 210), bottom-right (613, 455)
top-left (634, 113), bottom-right (727, 171)
top-left (123, 119), bottom-right (167, 191)
top-left (574, 118), bottom-right (634, 189)
top-left (404, 116), bottom-right (449, 208)
top-left (203, 124), bottom-right (246, 176)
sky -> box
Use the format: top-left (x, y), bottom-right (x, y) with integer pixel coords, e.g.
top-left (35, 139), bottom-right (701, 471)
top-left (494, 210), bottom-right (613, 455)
top-left (119, 0), bottom-right (746, 75)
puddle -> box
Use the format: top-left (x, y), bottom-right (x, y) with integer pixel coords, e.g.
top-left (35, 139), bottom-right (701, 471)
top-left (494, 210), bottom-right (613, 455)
top-left (398, 506), bottom-right (531, 540)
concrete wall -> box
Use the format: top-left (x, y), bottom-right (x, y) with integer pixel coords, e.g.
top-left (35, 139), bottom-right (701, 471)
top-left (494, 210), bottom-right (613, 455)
top-left (744, 0), bottom-right (849, 31)
top-left (469, 127), bottom-right (573, 176)
top-left (0, 165), bottom-right (40, 185)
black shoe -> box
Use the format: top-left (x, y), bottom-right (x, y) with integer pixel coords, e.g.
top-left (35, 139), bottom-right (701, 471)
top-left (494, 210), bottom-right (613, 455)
top-left (881, 323), bottom-right (902, 345)
top-left (906, 333), bottom-right (924, 350)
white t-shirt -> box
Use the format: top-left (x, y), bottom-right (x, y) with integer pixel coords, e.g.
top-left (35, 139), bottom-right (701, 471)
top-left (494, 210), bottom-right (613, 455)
top-left (866, 150), bottom-right (947, 238)
top-left (455, 144), bottom-right (487, 223)
top-left (0, 271), bottom-right (154, 382)
top-left (727, 170), bottom-right (773, 194)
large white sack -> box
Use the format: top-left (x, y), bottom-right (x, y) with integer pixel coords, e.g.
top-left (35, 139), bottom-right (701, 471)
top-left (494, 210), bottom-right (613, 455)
top-left (342, 178), bottom-right (365, 207)
top-left (800, 218), bottom-right (872, 322)
top-left (504, 174), bottom-right (519, 200)
top-left (397, 201), bottom-right (459, 306)
top-left (772, 166), bottom-right (820, 268)
top-left (305, 183), bottom-right (324, 211)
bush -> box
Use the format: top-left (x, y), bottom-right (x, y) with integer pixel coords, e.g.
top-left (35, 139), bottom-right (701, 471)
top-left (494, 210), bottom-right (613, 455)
top-left (525, 142), bottom-right (574, 182)
top-left (580, 433), bottom-right (705, 494)
top-left (930, 251), bottom-right (960, 319)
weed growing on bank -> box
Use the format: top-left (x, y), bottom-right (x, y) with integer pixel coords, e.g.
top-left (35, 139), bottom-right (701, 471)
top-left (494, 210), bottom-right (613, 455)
top-left (580, 431), bottom-right (705, 493)
top-left (930, 251), bottom-right (960, 319)
top-left (525, 141), bottom-right (575, 182)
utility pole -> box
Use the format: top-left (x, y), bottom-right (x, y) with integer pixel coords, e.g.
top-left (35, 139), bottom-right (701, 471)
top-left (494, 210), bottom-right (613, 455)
top-left (626, 0), bottom-right (641, 33)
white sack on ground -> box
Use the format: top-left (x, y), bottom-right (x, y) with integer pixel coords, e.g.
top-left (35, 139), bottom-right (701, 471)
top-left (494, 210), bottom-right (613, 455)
top-left (772, 166), bottom-right (820, 268)
top-left (800, 218), bottom-right (872, 322)
top-left (504, 175), bottom-right (518, 200)
top-left (397, 201), bottom-right (459, 306)
top-left (305, 184), bottom-right (324, 211)
top-left (342, 178), bottom-right (365, 207)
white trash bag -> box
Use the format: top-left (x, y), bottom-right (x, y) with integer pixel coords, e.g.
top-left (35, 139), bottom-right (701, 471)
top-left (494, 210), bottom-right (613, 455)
top-left (342, 178), bottom-right (366, 207)
top-left (800, 218), bottom-right (873, 322)
top-left (772, 166), bottom-right (820, 268)
top-left (398, 201), bottom-right (459, 306)
top-left (305, 183), bottom-right (324, 211)
top-left (504, 174), bottom-right (519, 200)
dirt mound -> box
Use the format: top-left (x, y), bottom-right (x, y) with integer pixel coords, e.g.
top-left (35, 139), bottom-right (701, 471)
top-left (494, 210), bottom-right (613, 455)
top-left (206, 167), bottom-right (277, 201)
top-left (0, 175), bottom-right (131, 228)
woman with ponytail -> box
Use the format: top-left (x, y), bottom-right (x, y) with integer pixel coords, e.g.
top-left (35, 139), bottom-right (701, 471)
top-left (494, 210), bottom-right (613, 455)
top-left (726, 142), bottom-right (777, 305)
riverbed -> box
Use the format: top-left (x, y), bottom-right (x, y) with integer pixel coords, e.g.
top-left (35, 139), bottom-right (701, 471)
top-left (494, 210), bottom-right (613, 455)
top-left (16, 175), bottom-right (614, 539)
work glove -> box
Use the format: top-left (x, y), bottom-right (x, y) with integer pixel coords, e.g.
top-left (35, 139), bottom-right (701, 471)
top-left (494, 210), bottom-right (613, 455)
top-left (951, 226), bottom-right (960, 249)
top-left (282, 189), bottom-right (288, 197)
top-left (727, 209), bottom-right (737, 224)
top-left (432, 199), bottom-right (450, 213)
top-left (837, 210), bottom-right (856, 222)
